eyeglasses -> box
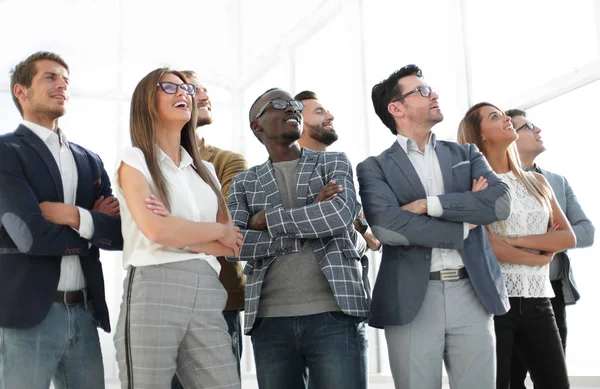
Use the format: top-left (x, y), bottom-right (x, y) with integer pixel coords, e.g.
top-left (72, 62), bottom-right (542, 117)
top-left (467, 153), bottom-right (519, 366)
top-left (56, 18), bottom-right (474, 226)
top-left (157, 82), bottom-right (196, 95)
top-left (254, 99), bottom-right (304, 120)
top-left (516, 122), bottom-right (535, 132)
top-left (392, 86), bottom-right (435, 102)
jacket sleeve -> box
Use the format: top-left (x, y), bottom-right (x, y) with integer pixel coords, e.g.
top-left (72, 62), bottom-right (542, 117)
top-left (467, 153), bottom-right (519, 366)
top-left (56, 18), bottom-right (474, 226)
top-left (265, 153), bottom-right (356, 239)
top-left (357, 157), bottom-right (465, 249)
top-left (0, 142), bottom-right (89, 256)
top-left (562, 177), bottom-right (595, 248)
top-left (435, 143), bottom-right (512, 225)
top-left (226, 173), bottom-right (295, 261)
top-left (220, 152), bottom-right (248, 202)
top-left (87, 155), bottom-right (123, 251)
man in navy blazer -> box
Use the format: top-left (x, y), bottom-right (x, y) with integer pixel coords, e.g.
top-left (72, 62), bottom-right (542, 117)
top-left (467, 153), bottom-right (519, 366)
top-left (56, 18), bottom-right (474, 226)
top-left (0, 52), bottom-right (122, 389)
top-left (357, 65), bottom-right (511, 389)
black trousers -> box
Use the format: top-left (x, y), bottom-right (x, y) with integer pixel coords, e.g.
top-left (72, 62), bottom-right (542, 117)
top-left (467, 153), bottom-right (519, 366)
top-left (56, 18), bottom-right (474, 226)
top-left (509, 281), bottom-right (567, 389)
top-left (494, 295), bottom-right (569, 389)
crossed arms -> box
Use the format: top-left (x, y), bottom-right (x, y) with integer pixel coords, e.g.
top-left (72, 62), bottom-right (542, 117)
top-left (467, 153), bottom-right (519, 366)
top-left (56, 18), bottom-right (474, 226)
top-left (227, 154), bottom-right (359, 261)
top-left (357, 144), bottom-right (512, 250)
top-left (0, 143), bottom-right (122, 255)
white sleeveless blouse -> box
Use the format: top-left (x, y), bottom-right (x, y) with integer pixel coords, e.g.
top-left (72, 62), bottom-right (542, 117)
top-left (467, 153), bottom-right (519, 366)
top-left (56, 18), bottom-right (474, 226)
top-left (489, 171), bottom-right (554, 298)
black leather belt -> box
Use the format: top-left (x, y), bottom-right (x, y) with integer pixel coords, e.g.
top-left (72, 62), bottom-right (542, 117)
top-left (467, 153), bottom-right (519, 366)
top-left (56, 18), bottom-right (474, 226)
top-left (429, 268), bottom-right (468, 281)
top-left (54, 289), bottom-right (86, 305)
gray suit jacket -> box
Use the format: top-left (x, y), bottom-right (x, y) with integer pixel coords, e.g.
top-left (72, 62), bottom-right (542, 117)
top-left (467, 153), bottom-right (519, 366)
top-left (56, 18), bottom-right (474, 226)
top-left (227, 148), bottom-right (369, 334)
top-left (540, 168), bottom-right (595, 304)
top-left (357, 140), bottom-right (512, 328)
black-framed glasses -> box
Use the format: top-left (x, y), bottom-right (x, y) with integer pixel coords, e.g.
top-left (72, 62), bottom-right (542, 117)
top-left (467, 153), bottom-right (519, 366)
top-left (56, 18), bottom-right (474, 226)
top-left (392, 86), bottom-right (434, 102)
top-left (516, 122), bottom-right (535, 132)
top-left (157, 82), bottom-right (196, 95)
top-left (254, 99), bottom-right (304, 120)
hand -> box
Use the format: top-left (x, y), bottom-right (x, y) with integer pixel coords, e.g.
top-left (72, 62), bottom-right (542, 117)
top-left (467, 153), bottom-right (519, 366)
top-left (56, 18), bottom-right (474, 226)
top-left (364, 231), bottom-right (381, 251)
top-left (219, 223), bottom-right (243, 256)
top-left (400, 199), bottom-right (427, 214)
top-left (235, 226), bottom-right (244, 250)
top-left (538, 251), bottom-right (556, 265)
top-left (548, 222), bottom-right (560, 232)
top-left (248, 210), bottom-right (267, 231)
top-left (471, 176), bottom-right (488, 192)
top-left (39, 202), bottom-right (79, 228)
top-left (145, 195), bottom-right (169, 217)
top-left (314, 181), bottom-right (343, 202)
top-left (92, 195), bottom-right (120, 217)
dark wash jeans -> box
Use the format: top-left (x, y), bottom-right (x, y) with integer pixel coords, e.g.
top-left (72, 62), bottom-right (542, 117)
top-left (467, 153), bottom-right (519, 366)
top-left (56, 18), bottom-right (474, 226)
top-left (510, 280), bottom-right (567, 389)
top-left (171, 309), bottom-right (242, 389)
top-left (251, 312), bottom-right (368, 389)
top-left (494, 296), bottom-right (569, 389)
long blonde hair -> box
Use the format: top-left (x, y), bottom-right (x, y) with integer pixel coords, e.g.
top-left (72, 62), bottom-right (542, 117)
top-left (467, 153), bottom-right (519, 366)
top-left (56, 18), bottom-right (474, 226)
top-left (457, 102), bottom-right (554, 226)
top-left (129, 67), bottom-right (229, 221)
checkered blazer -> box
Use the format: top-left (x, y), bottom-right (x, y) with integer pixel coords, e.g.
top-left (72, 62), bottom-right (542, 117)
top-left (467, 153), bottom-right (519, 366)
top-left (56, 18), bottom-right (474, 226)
top-left (227, 148), bottom-right (369, 334)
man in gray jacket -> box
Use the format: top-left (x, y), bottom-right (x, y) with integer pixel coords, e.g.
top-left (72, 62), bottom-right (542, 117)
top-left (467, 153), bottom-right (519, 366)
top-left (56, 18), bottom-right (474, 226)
top-left (357, 65), bottom-right (511, 389)
top-left (506, 108), bottom-right (595, 389)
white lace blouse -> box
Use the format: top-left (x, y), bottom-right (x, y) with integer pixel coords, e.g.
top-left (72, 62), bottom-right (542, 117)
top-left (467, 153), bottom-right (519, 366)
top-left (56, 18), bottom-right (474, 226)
top-left (489, 171), bottom-right (554, 298)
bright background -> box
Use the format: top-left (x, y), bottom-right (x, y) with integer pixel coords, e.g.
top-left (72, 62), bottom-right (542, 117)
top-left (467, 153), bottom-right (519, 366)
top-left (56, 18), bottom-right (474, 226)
top-left (1, 0), bottom-right (598, 385)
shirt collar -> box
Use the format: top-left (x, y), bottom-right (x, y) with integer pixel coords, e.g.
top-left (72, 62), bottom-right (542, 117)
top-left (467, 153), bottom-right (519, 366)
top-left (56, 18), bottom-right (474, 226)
top-left (157, 146), bottom-right (195, 169)
top-left (523, 163), bottom-right (542, 174)
top-left (396, 132), bottom-right (437, 153)
top-left (22, 120), bottom-right (68, 145)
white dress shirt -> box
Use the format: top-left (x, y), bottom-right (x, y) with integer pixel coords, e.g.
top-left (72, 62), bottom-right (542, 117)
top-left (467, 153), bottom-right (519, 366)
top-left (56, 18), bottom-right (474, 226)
top-left (23, 120), bottom-right (95, 291)
top-left (396, 133), bottom-right (468, 272)
top-left (115, 146), bottom-right (221, 274)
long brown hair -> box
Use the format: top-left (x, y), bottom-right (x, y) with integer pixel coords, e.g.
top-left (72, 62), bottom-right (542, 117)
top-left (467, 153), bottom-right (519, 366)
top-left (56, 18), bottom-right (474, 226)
top-left (457, 102), bottom-right (554, 226)
top-left (129, 67), bottom-right (229, 222)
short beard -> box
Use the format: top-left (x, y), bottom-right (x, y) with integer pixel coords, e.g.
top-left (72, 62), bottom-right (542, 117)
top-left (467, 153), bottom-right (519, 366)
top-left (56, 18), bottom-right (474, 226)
top-left (196, 115), bottom-right (213, 127)
top-left (307, 123), bottom-right (338, 146)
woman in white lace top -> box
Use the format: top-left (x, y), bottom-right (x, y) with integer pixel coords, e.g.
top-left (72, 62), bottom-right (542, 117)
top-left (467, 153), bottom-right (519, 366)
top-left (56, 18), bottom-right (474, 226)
top-left (458, 102), bottom-right (576, 389)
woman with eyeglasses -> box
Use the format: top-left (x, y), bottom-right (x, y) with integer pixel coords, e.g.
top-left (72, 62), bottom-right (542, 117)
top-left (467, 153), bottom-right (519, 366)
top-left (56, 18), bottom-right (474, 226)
top-left (457, 103), bottom-right (575, 389)
top-left (113, 67), bottom-right (242, 389)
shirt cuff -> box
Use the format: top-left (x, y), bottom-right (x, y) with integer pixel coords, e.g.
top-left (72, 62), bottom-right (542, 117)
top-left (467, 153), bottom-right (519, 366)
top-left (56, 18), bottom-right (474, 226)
top-left (426, 196), bottom-right (443, 217)
top-left (463, 222), bottom-right (470, 240)
top-left (76, 207), bottom-right (95, 240)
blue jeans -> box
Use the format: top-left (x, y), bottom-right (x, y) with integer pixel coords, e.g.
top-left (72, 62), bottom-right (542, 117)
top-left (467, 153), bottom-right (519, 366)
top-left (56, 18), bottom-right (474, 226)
top-left (251, 312), bottom-right (368, 389)
top-left (170, 310), bottom-right (242, 389)
top-left (0, 301), bottom-right (104, 389)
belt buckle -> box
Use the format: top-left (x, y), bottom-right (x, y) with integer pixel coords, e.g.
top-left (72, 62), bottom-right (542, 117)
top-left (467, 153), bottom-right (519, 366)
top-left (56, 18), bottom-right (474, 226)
top-left (439, 269), bottom-right (460, 281)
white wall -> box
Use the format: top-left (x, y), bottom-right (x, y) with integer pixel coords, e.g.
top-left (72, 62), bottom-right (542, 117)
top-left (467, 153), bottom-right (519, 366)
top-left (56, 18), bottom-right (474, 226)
top-left (1, 0), bottom-right (599, 381)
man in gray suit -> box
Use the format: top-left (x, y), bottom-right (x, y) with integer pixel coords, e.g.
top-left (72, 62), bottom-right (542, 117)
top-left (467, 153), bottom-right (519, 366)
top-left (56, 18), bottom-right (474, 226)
top-left (357, 65), bottom-right (511, 389)
top-left (506, 108), bottom-right (595, 389)
top-left (227, 88), bottom-right (369, 389)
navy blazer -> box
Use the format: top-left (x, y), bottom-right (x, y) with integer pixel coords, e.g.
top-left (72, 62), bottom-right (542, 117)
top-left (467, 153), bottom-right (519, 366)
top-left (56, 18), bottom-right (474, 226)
top-left (0, 124), bottom-right (123, 332)
top-left (357, 140), bottom-right (512, 328)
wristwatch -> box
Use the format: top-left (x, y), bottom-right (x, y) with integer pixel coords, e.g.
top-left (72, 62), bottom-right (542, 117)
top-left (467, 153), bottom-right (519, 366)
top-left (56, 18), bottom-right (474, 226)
top-left (356, 217), bottom-right (368, 235)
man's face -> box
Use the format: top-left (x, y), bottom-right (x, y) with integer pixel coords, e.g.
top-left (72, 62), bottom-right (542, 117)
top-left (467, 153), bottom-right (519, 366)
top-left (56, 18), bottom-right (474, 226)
top-left (18, 60), bottom-right (70, 120)
top-left (393, 75), bottom-right (443, 127)
top-left (512, 115), bottom-right (545, 156)
top-left (252, 89), bottom-right (303, 145)
top-left (187, 76), bottom-right (212, 127)
top-left (301, 99), bottom-right (338, 146)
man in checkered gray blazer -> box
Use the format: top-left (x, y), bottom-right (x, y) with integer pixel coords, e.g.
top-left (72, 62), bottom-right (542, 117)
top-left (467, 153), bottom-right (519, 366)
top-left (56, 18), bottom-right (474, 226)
top-left (227, 88), bottom-right (369, 389)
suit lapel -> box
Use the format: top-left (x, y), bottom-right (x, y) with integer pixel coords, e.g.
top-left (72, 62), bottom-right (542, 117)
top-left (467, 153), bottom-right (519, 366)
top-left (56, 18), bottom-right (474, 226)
top-left (16, 125), bottom-right (64, 201)
top-left (69, 143), bottom-right (93, 208)
top-left (256, 160), bottom-right (283, 209)
top-left (296, 149), bottom-right (318, 207)
top-left (435, 141), bottom-right (453, 194)
top-left (388, 141), bottom-right (426, 198)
